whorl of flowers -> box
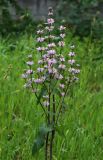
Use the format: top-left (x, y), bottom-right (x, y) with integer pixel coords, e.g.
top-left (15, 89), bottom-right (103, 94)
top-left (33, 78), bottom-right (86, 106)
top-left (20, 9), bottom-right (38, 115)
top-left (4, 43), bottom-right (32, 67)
top-left (22, 7), bottom-right (80, 159)
top-left (22, 6), bottom-right (80, 119)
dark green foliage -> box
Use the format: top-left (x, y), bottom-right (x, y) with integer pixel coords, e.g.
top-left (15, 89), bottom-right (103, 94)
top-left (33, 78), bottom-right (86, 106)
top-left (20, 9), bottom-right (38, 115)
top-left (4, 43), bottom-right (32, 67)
top-left (0, 34), bottom-right (103, 159)
top-left (56, 0), bottom-right (103, 38)
top-left (32, 125), bottom-right (52, 155)
top-left (0, 0), bottom-right (34, 35)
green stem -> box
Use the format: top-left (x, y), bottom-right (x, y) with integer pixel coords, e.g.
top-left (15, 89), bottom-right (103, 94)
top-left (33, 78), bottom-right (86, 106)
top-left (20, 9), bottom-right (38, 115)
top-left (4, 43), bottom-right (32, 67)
top-left (45, 132), bottom-right (49, 160)
top-left (50, 94), bottom-right (56, 160)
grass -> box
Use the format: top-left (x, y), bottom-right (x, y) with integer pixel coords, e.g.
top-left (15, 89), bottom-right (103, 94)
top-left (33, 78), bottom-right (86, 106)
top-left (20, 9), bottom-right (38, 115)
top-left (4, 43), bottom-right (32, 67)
top-left (0, 33), bottom-right (103, 160)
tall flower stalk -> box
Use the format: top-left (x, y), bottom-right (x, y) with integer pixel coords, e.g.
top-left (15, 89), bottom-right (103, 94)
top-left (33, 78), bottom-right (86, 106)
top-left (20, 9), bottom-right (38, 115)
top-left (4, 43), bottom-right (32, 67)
top-left (22, 7), bottom-right (80, 160)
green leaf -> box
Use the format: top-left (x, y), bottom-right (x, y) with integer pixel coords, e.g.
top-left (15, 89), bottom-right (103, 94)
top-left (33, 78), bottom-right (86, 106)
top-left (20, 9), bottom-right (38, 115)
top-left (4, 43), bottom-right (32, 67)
top-left (39, 125), bottom-right (52, 137)
top-left (32, 124), bottom-right (53, 156)
top-left (32, 136), bottom-right (44, 156)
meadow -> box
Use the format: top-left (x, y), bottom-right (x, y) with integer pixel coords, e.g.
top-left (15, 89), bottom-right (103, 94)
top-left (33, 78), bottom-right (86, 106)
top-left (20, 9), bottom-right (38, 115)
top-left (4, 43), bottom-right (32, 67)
top-left (0, 33), bottom-right (103, 160)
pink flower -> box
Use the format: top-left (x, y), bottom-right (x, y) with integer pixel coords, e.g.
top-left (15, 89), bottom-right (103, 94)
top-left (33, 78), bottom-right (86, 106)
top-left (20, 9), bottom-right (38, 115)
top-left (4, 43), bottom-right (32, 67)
top-left (48, 67), bottom-right (57, 74)
top-left (37, 47), bottom-right (46, 51)
top-left (59, 84), bottom-right (65, 89)
top-left (60, 57), bottom-right (65, 62)
top-left (48, 43), bottom-right (56, 48)
top-left (37, 68), bottom-right (44, 73)
top-left (55, 74), bottom-right (63, 80)
top-left (37, 47), bottom-right (42, 51)
top-left (47, 18), bottom-right (54, 24)
top-left (26, 69), bottom-right (33, 75)
top-left (60, 34), bottom-right (65, 38)
top-left (38, 60), bottom-right (43, 64)
top-left (68, 52), bottom-right (75, 57)
top-left (34, 78), bottom-right (44, 84)
top-left (37, 37), bottom-right (45, 42)
top-left (59, 25), bottom-right (66, 31)
top-left (58, 41), bottom-right (65, 47)
top-left (48, 59), bottom-right (57, 66)
top-left (75, 69), bottom-right (80, 74)
top-left (69, 68), bottom-right (80, 74)
top-left (68, 59), bottom-right (75, 65)
top-left (47, 50), bottom-right (56, 55)
top-left (58, 64), bottom-right (66, 70)
top-left (42, 54), bottom-right (48, 60)
top-left (26, 61), bottom-right (34, 66)
top-left (37, 30), bottom-right (43, 34)
top-left (61, 92), bottom-right (65, 96)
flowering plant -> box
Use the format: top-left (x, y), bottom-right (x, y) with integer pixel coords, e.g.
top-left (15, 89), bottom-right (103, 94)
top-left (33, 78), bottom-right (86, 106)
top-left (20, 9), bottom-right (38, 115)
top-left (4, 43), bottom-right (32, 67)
top-left (22, 7), bottom-right (80, 160)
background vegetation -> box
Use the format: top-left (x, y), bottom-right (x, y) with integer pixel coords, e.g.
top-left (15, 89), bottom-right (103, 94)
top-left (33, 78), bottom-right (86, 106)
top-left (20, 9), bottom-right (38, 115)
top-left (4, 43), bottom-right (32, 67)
top-left (0, 0), bottom-right (103, 38)
top-left (0, 33), bottom-right (103, 159)
top-left (0, 0), bottom-right (103, 159)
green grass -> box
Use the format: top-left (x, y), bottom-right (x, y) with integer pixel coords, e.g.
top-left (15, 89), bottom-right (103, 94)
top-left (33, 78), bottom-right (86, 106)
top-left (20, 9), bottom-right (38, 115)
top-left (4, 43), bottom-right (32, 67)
top-left (0, 33), bottom-right (103, 160)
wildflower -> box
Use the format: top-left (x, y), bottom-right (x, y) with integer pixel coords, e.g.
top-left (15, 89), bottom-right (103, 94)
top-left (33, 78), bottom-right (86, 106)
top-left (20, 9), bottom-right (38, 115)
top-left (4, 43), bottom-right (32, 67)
top-left (48, 59), bottom-right (57, 66)
top-left (48, 12), bottom-right (53, 16)
top-left (47, 18), bottom-right (54, 24)
top-left (37, 30), bottom-right (44, 34)
top-left (70, 45), bottom-right (75, 49)
top-left (26, 69), bottom-right (33, 75)
top-left (37, 47), bottom-right (46, 51)
top-left (58, 41), bottom-right (65, 47)
top-left (61, 92), bottom-right (65, 96)
top-left (49, 35), bottom-right (55, 39)
top-left (34, 78), bottom-right (44, 84)
top-left (48, 43), bottom-right (56, 48)
top-left (38, 60), bottom-right (43, 64)
top-left (48, 7), bottom-right (53, 16)
top-left (68, 59), bottom-right (75, 65)
top-left (24, 80), bottom-right (32, 88)
top-left (75, 69), bottom-right (80, 74)
top-left (60, 34), bottom-right (65, 39)
top-left (26, 61), bottom-right (34, 66)
top-left (41, 76), bottom-right (46, 81)
top-left (69, 68), bottom-right (80, 74)
top-left (43, 101), bottom-right (49, 107)
top-left (58, 64), bottom-right (66, 70)
top-left (59, 84), bottom-right (65, 89)
top-left (37, 37), bottom-right (45, 42)
top-left (21, 74), bottom-right (28, 79)
top-left (55, 74), bottom-right (63, 80)
top-left (60, 57), bottom-right (65, 62)
top-left (68, 52), bottom-right (75, 57)
top-left (47, 50), bottom-right (56, 56)
top-left (59, 25), bottom-right (66, 31)
top-left (48, 67), bottom-right (57, 74)
top-left (37, 67), bottom-right (44, 73)
top-left (45, 26), bottom-right (54, 32)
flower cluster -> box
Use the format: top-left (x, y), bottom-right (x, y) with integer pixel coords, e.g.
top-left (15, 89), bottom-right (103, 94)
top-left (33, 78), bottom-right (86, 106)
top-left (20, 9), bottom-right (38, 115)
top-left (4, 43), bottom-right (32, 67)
top-left (22, 7), bottom-right (80, 109)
